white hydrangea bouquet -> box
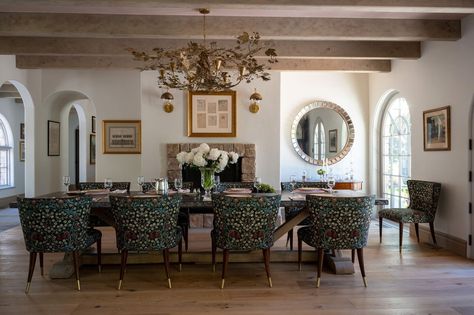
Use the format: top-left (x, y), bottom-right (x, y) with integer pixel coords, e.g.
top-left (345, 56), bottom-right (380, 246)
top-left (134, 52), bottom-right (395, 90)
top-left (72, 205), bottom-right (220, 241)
top-left (176, 143), bottom-right (239, 197)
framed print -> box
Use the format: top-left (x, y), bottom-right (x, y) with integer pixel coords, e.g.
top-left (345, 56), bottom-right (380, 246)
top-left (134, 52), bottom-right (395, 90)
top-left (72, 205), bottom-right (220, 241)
top-left (188, 90), bottom-right (236, 137)
top-left (103, 120), bottom-right (141, 154)
top-left (47, 120), bottom-right (60, 156)
top-left (423, 106), bottom-right (451, 151)
top-left (329, 129), bottom-right (338, 152)
top-left (90, 134), bottom-right (96, 164)
top-left (92, 116), bottom-right (96, 133)
top-left (20, 123), bottom-right (24, 140)
top-left (19, 141), bottom-right (25, 161)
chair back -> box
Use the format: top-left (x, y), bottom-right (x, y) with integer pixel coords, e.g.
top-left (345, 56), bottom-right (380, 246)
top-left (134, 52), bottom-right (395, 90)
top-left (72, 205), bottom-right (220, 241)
top-left (407, 180), bottom-right (441, 219)
top-left (212, 194), bottom-right (281, 250)
top-left (141, 181), bottom-right (193, 192)
top-left (306, 195), bottom-right (375, 250)
top-left (17, 196), bottom-right (93, 253)
top-left (214, 181), bottom-right (254, 193)
top-left (78, 181), bottom-right (131, 192)
top-left (109, 195), bottom-right (182, 251)
top-left (281, 181), bottom-right (326, 192)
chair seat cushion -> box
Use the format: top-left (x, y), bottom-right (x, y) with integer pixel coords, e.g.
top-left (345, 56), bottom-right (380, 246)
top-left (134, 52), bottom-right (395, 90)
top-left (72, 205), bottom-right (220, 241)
top-left (379, 208), bottom-right (434, 223)
top-left (84, 229), bottom-right (102, 248)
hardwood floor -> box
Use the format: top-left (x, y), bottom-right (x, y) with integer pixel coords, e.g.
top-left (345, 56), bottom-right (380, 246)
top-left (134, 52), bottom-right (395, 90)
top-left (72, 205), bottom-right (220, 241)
top-left (1, 221), bottom-right (474, 315)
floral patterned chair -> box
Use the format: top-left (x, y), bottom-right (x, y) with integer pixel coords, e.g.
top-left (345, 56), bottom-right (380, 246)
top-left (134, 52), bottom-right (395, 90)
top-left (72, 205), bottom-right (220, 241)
top-left (17, 196), bottom-right (102, 293)
top-left (214, 181), bottom-right (255, 193)
top-left (298, 195), bottom-right (375, 287)
top-left (211, 193), bottom-right (281, 289)
top-left (78, 181), bottom-right (131, 193)
top-left (280, 181), bottom-right (327, 250)
top-left (378, 180), bottom-right (441, 252)
top-left (109, 195), bottom-right (183, 289)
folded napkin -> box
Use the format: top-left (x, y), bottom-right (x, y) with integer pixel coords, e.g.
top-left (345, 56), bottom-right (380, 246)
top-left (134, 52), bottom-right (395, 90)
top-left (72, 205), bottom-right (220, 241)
top-left (293, 187), bottom-right (326, 194)
top-left (223, 188), bottom-right (252, 195)
top-left (176, 188), bottom-right (190, 193)
top-left (110, 189), bottom-right (127, 194)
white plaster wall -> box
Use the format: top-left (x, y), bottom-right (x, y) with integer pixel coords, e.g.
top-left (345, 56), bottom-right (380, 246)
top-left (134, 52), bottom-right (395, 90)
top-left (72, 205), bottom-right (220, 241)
top-left (369, 15), bottom-right (474, 248)
top-left (0, 98), bottom-right (25, 197)
top-left (140, 71), bottom-right (281, 190)
top-left (280, 72), bottom-right (369, 189)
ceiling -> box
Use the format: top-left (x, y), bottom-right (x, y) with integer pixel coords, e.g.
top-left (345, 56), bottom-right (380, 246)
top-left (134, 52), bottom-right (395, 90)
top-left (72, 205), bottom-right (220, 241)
top-left (0, 0), bottom-right (473, 72)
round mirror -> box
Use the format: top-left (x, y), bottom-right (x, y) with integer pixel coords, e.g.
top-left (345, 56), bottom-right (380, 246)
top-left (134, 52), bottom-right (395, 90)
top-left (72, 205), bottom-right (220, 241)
top-left (291, 100), bottom-right (354, 165)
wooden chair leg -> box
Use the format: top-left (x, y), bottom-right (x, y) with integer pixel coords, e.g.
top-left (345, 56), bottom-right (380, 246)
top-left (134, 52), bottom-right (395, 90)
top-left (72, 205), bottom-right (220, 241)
top-left (221, 249), bottom-right (229, 289)
top-left (163, 248), bottom-right (172, 289)
top-left (351, 249), bottom-right (355, 263)
top-left (379, 217), bottom-right (383, 243)
top-left (72, 251), bottom-right (81, 291)
top-left (118, 249), bottom-right (128, 290)
top-left (414, 223), bottom-right (420, 243)
top-left (287, 229), bottom-right (294, 251)
top-left (429, 222), bottom-right (437, 245)
top-left (183, 224), bottom-right (189, 252)
top-left (399, 222), bottom-right (403, 253)
top-left (97, 238), bottom-right (102, 272)
top-left (39, 252), bottom-right (44, 276)
top-left (316, 248), bottom-right (324, 288)
top-left (178, 238), bottom-right (183, 272)
top-left (262, 248), bottom-right (272, 288)
top-left (211, 233), bottom-right (216, 272)
top-left (357, 248), bottom-right (367, 287)
top-left (297, 234), bottom-right (303, 271)
top-left (25, 252), bottom-right (37, 293)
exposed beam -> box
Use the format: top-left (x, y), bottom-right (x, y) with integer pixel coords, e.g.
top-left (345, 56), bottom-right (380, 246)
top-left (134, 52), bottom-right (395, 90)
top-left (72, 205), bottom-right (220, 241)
top-left (0, 37), bottom-right (421, 59)
top-left (15, 55), bottom-right (391, 72)
top-left (0, 13), bottom-right (461, 41)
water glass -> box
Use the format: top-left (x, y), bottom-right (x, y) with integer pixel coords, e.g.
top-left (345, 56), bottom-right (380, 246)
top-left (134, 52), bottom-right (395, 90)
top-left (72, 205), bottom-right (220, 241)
top-left (137, 176), bottom-right (145, 191)
top-left (290, 175), bottom-right (297, 191)
top-left (63, 176), bottom-right (71, 192)
top-left (327, 175), bottom-right (336, 194)
top-left (254, 177), bottom-right (262, 192)
top-left (302, 170), bottom-right (307, 182)
top-left (174, 178), bottom-right (183, 192)
top-left (104, 178), bottom-right (113, 190)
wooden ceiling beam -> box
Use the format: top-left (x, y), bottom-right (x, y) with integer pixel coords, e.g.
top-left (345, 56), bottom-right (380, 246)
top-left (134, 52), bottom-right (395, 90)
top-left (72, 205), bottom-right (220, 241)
top-left (0, 37), bottom-right (421, 59)
top-left (15, 55), bottom-right (391, 72)
top-left (0, 13), bottom-right (460, 41)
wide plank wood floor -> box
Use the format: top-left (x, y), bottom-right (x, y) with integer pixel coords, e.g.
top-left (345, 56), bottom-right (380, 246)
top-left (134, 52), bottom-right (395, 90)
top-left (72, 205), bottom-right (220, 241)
top-left (1, 221), bottom-right (474, 315)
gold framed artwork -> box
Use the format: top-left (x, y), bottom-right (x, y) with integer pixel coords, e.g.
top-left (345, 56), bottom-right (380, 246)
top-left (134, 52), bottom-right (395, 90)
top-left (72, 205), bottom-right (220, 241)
top-left (19, 141), bottom-right (25, 161)
top-left (187, 90), bottom-right (236, 137)
top-left (47, 120), bottom-right (60, 156)
top-left (102, 120), bottom-right (141, 154)
top-left (423, 106), bottom-right (451, 151)
top-left (90, 134), bottom-right (96, 164)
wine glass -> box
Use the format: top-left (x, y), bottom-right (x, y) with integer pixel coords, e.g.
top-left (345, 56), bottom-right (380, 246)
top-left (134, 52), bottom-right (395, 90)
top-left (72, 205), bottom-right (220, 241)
top-left (302, 170), bottom-right (307, 182)
top-left (214, 175), bottom-right (220, 191)
top-left (104, 178), bottom-right (113, 190)
top-left (254, 177), bottom-right (262, 193)
top-left (63, 176), bottom-right (71, 192)
top-left (327, 175), bottom-right (336, 194)
top-left (290, 175), bottom-right (297, 191)
top-left (137, 176), bottom-right (145, 192)
top-left (174, 178), bottom-right (183, 192)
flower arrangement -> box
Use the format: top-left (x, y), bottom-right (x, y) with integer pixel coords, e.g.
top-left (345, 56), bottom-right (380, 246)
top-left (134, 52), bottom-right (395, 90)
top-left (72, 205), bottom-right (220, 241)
top-left (256, 183), bottom-right (276, 193)
top-left (317, 169), bottom-right (326, 176)
top-left (176, 143), bottom-right (239, 172)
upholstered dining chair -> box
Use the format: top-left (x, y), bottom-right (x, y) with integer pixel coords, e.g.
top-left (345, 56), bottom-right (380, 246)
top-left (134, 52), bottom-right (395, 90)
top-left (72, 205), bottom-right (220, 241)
top-left (378, 180), bottom-right (442, 252)
top-left (17, 196), bottom-right (102, 293)
top-left (298, 194), bottom-right (375, 288)
top-left (211, 193), bottom-right (281, 289)
top-left (280, 181), bottom-right (327, 250)
top-left (109, 195), bottom-right (183, 289)
top-left (214, 181), bottom-right (255, 193)
top-left (78, 181), bottom-right (131, 193)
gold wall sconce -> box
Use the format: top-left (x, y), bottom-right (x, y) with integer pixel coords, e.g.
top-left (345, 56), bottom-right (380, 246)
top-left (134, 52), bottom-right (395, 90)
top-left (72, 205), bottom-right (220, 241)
top-left (249, 88), bottom-right (262, 113)
top-left (161, 89), bottom-right (174, 113)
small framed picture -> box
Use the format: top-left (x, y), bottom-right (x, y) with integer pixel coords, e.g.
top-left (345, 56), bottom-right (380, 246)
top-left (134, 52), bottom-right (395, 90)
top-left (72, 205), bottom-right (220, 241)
top-left (92, 116), bottom-right (96, 133)
top-left (90, 134), bottom-right (96, 164)
top-left (103, 120), bottom-right (141, 154)
top-left (423, 106), bottom-right (451, 151)
top-left (19, 141), bottom-right (25, 161)
top-left (329, 129), bottom-right (338, 153)
top-left (20, 123), bottom-right (25, 140)
top-left (47, 120), bottom-right (60, 156)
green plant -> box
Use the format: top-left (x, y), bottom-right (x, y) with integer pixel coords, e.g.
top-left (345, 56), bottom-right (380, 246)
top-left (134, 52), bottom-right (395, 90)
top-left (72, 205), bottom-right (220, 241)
top-left (317, 169), bottom-right (326, 175)
top-left (256, 183), bottom-right (276, 193)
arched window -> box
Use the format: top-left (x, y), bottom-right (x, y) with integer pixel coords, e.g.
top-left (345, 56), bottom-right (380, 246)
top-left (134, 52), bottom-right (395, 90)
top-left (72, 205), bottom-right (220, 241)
top-left (313, 121), bottom-right (326, 160)
top-left (0, 115), bottom-right (13, 187)
top-left (381, 96), bottom-right (411, 208)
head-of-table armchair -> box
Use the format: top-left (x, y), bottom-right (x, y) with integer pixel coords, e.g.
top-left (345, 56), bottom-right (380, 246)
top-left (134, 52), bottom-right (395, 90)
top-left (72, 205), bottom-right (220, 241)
top-left (109, 195), bottom-right (183, 290)
top-left (298, 194), bottom-right (375, 288)
top-left (211, 193), bottom-right (281, 289)
top-left (17, 196), bottom-right (102, 293)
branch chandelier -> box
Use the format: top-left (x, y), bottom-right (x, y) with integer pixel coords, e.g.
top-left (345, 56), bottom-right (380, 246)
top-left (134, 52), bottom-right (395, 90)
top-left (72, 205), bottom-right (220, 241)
top-left (129, 8), bottom-right (278, 92)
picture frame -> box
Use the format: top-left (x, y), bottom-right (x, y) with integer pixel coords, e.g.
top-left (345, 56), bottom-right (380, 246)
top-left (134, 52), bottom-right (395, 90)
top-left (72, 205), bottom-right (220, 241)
top-left (90, 134), bottom-right (96, 164)
top-left (423, 106), bottom-right (451, 151)
top-left (188, 90), bottom-right (236, 137)
top-left (102, 120), bottom-right (141, 154)
top-left (92, 116), bottom-right (96, 133)
top-left (20, 123), bottom-right (24, 140)
top-left (329, 129), bottom-right (338, 153)
top-left (47, 120), bottom-right (60, 156)
top-left (19, 141), bottom-right (25, 161)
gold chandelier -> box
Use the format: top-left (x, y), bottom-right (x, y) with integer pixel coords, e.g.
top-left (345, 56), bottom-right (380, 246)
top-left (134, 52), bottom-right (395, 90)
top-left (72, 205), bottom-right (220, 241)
top-left (129, 8), bottom-right (277, 92)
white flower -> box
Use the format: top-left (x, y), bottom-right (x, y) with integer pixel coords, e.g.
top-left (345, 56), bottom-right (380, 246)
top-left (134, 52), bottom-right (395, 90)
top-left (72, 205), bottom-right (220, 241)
top-left (191, 147), bottom-right (199, 154)
top-left (199, 143), bottom-right (210, 153)
top-left (185, 152), bottom-right (195, 164)
top-left (218, 152), bottom-right (229, 171)
top-left (228, 151), bottom-right (239, 164)
top-left (193, 153), bottom-right (207, 167)
top-left (176, 151), bottom-right (187, 164)
top-left (208, 148), bottom-right (221, 161)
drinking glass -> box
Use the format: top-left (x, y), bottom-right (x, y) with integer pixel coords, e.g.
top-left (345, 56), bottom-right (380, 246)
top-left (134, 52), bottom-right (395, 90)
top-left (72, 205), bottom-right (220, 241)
top-left (302, 170), bottom-right (307, 182)
top-left (254, 177), bottom-right (262, 192)
top-left (63, 176), bottom-right (71, 192)
top-left (214, 175), bottom-right (220, 191)
top-left (327, 175), bottom-right (336, 194)
top-left (290, 175), bottom-right (297, 191)
top-left (137, 176), bottom-right (145, 191)
top-left (104, 178), bottom-right (113, 190)
top-left (174, 178), bottom-right (183, 192)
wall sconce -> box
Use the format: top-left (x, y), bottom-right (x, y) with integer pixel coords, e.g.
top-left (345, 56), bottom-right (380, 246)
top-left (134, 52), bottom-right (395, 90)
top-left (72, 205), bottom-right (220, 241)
top-left (161, 89), bottom-right (174, 113)
top-left (249, 88), bottom-right (262, 113)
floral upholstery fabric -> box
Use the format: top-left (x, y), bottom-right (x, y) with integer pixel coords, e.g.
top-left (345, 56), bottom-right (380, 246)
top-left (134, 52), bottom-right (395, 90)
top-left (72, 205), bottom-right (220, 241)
top-left (79, 181), bottom-right (131, 192)
top-left (378, 180), bottom-right (441, 223)
top-left (299, 195), bottom-right (375, 250)
top-left (18, 196), bottom-right (102, 253)
top-left (280, 181), bottom-right (327, 192)
top-left (211, 194), bottom-right (281, 250)
top-left (214, 182), bottom-right (255, 193)
top-left (141, 181), bottom-right (193, 192)
top-left (109, 195), bottom-right (182, 251)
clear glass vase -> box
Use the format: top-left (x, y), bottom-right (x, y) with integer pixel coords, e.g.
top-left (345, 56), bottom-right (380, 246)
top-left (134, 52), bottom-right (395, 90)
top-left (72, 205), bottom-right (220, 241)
top-left (200, 167), bottom-right (215, 199)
